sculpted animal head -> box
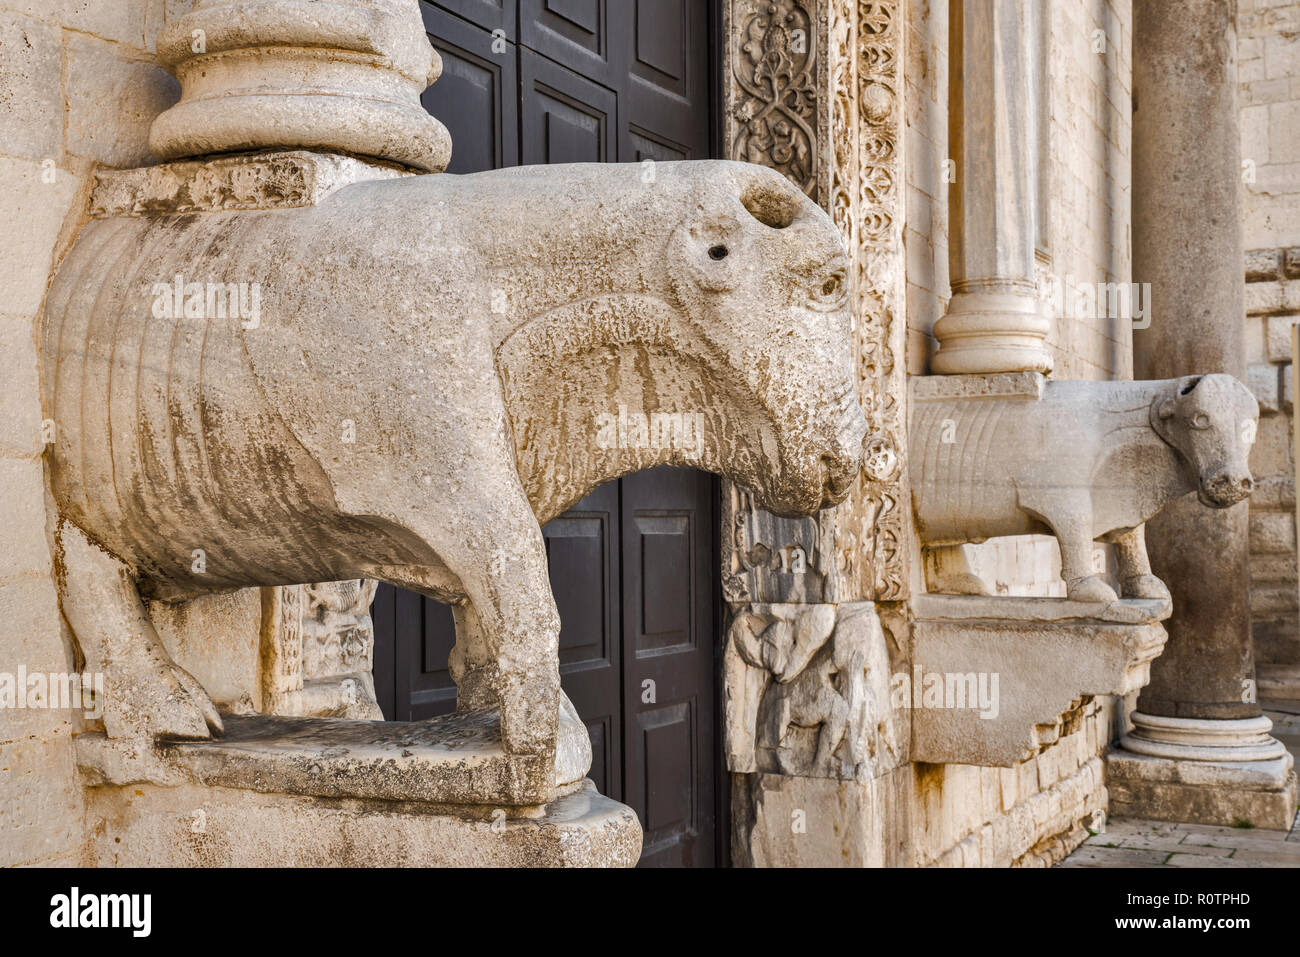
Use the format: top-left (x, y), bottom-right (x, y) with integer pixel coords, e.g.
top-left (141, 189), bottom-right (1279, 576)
top-left (1152, 374), bottom-right (1258, 507)
top-left (664, 163), bottom-right (868, 516)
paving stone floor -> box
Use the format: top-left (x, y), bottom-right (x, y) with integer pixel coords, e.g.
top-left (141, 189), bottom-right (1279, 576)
top-left (1058, 814), bottom-right (1300, 867)
top-left (1058, 701), bottom-right (1300, 868)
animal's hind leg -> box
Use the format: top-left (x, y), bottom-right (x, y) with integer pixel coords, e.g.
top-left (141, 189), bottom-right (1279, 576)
top-left (812, 687), bottom-right (849, 772)
top-left (1109, 526), bottom-right (1171, 601)
top-left (423, 490), bottom-right (562, 761)
top-left (55, 520), bottom-right (222, 740)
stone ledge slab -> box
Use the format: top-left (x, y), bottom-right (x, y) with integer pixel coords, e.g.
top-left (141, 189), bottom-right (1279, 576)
top-left (78, 708), bottom-right (564, 806)
top-left (910, 371), bottom-right (1045, 402)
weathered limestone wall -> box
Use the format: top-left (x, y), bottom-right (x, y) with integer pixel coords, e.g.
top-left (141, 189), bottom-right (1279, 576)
top-left (1244, 253), bottom-right (1299, 684)
top-left (1240, 0), bottom-right (1300, 252)
top-left (1240, 0), bottom-right (1300, 691)
top-left (913, 697), bottom-right (1120, 867)
top-left (903, 0), bottom-right (949, 377)
top-left (1039, 0), bottom-right (1134, 382)
top-left (0, 0), bottom-right (181, 866)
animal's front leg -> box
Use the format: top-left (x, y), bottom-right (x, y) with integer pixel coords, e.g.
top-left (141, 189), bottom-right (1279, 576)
top-left (1048, 513), bottom-right (1118, 604)
top-left (1111, 525), bottom-right (1171, 601)
top-left (55, 520), bottom-right (222, 740)
top-left (436, 499), bottom-right (562, 760)
top-left (770, 694), bottom-right (797, 775)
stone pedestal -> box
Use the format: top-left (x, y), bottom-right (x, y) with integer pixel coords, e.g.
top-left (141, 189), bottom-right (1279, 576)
top-left (730, 770), bottom-right (912, 868)
top-left (76, 705), bottom-right (636, 866)
top-left (931, 0), bottom-right (1052, 375)
top-left (84, 779), bottom-right (640, 867)
top-left (1108, 714), bottom-right (1297, 831)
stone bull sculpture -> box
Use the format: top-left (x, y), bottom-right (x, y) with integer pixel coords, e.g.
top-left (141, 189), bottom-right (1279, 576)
top-left (911, 374), bottom-right (1258, 603)
top-left (41, 159), bottom-right (868, 786)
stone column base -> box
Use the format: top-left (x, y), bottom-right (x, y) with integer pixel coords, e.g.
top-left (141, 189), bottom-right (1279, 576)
top-left (930, 289), bottom-right (1054, 375)
top-left (1107, 713), bottom-right (1298, 831)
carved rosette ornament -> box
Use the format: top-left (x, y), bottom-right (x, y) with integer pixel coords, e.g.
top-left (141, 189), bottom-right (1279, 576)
top-left (723, 0), bottom-right (909, 604)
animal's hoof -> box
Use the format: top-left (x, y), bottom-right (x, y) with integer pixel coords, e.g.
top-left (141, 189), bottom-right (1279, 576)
top-left (500, 677), bottom-right (558, 756)
top-left (1066, 575), bottom-right (1118, 604)
top-left (149, 662), bottom-right (223, 739)
top-left (938, 572), bottom-right (991, 596)
top-left (1121, 574), bottom-right (1171, 601)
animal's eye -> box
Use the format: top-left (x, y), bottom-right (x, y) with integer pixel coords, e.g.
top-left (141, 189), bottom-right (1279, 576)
top-left (708, 245), bottom-right (729, 261)
top-left (810, 271), bottom-right (846, 309)
top-left (1191, 412), bottom-right (1210, 429)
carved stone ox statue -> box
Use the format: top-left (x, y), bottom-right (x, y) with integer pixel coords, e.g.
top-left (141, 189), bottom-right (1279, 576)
top-left (910, 374), bottom-right (1258, 603)
top-left (41, 159), bottom-right (868, 792)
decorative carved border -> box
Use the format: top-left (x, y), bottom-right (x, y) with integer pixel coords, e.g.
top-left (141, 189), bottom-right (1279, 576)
top-left (727, 0), bottom-right (821, 201)
top-left (723, 0), bottom-right (909, 603)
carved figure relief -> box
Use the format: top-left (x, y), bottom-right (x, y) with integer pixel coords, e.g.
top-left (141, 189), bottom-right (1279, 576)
top-left (262, 580), bottom-right (383, 720)
top-left (725, 602), bottom-right (894, 780)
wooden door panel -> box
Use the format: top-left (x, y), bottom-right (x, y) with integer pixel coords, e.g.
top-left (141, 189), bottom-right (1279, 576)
top-left (621, 0), bottom-right (709, 162)
top-left (621, 467), bottom-right (716, 867)
top-left (639, 701), bottom-right (694, 834)
top-left (521, 49), bottom-right (617, 164)
top-left (423, 0), bottom-right (516, 35)
top-left (420, 3), bottom-right (520, 173)
top-left (544, 482), bottom-right (621, 801)
top-left (408, 598), bottom-right (457, 720)
top-left (372, 583), bottom-right (457, 721)
top-left (520, 0), bottom-right (623, 88)
top-left (632, 0), bottom-right (687, 83)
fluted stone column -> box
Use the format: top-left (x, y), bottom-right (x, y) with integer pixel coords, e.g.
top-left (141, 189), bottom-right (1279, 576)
top-left (1110, 0), bottom-right (1296, 829)
top-left (931, 0), bottom-right (1052, 375)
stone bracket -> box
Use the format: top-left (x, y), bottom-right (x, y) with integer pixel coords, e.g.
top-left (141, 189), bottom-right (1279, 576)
top-left (910, 595), bottom-right (1169, 766)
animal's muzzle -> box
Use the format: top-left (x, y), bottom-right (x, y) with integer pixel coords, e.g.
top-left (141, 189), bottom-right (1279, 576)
top-left (1199, 469), bottom-right (1254, 507)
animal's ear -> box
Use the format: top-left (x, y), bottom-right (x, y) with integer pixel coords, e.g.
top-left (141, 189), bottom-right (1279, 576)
top-left (1158, 399), bottom-right (1176, 420)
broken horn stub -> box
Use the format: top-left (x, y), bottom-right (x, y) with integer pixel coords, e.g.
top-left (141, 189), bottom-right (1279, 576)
top-left (150, 0), bottom-right (451, 173)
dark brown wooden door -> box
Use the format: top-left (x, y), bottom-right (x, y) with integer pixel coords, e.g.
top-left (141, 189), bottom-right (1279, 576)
top-left (619, 468), bottom-right (717, 866)
top-left (373, 0), bottom-right (722, 867)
